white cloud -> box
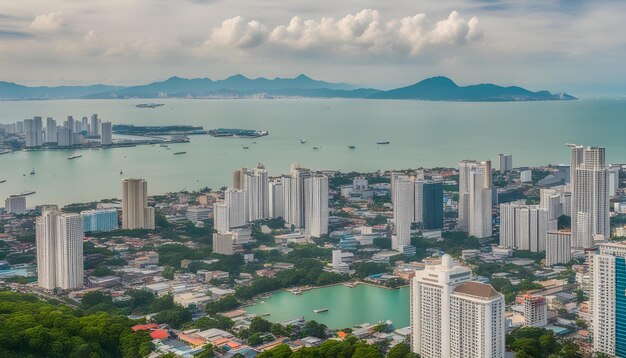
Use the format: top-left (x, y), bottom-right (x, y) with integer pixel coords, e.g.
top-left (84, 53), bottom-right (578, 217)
top-left (197, 10), bottom-right (483, 57)
top-left (30, 12), bottom-right (66, 31)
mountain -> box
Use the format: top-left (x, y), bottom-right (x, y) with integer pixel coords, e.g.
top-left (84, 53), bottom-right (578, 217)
top-left (0, 75), bottom-right (576, 101)
top-left (369, 76), bottom-right (576, 101)
top-left (83, 74), bottom-right (357, 99)
top-left (0, 81), bottom-right (123, 100)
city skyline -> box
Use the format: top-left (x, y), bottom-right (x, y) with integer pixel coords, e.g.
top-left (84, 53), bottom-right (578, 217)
top-left (1, 1), bottom-right (625, 94)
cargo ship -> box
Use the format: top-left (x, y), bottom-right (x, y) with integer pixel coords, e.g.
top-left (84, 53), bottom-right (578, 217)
top-left (314, 308), bottom-right (329, 313)
top-left (67, 155), bottom-right (82, 160)
top-left (209, 128), bottom-right (269, 138)
top-left (173, 151), bottom-right (187, 155)
top-left (377, 140), bottom-right (390, 145)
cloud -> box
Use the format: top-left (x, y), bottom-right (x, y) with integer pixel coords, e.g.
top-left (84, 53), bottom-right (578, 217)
top-left (30, 12), bottom-right (65, 31)
top-left (197, 10), bottom-right (483, 57)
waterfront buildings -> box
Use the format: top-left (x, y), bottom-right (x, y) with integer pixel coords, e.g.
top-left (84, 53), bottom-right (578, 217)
top-left (571, 146), bottom-right (610, 248)
top-left (4, 195), bottom-right (26, 214)
top-left (24, 116), bottom-right (44, 148)
top-left (523, 294), bottom-right (548, 327)
top-left (499, 201), bottom-right (549, 252)
top-left (81, 209), bottom-right (119, 232)
top-left (410, 255), bottom-right (505, 358)
top-left (332, 249), bottom-right (350, 273)
top-left (232, 168), bottom-right (248, 190)
top-left (499, 154), bottom-right (513, 172)
top-left (36, 206), bottom-right (84, 290)
top-left (545, 232), bottom-right (572, 266)
top-left (122, 178), bottom-right (155, 230)
top-left (90, 114), bottom-right (101, 136)
top-left (592, 242), bottom-right (626, 357)
top-left (45, 117), bottom-right (57, 143)
top-left (269, 180), bottom-right (284, 219)
top-left (101, 121), bottom-right (113, 145)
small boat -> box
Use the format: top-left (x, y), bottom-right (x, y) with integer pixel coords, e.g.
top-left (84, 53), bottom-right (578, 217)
top-left (377, 141), bottom-right (390, 145)
top-left (260, 313), bottom-right (271, 317)
top-left (173, 151), bottom-right (187, 155)
top-left (21, 191), bottom-right (36, 196)
top-left (30, 169), bottom-right (35, 175)
top-left (0, 180), bottom-right (6, 184)
top-left (313, 146), bottom-right (320, 150)
top-left (348, 145), bottom-right (356, 149)
top-left (120, 170), bottom-right (123, 175)
top-left (300, 138), bottom-right (307, 144)
top-left (160, 144), bottom-right (168, 147)
top-left (243, 146), bottom-right (249, 149)
top-left (67, 155), bottom-right (82, 160)
top-left (314, 308), bottom-right (329, 313)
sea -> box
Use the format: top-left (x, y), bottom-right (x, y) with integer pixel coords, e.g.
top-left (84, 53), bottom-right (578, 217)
top-left (0, 98), bottom-right (624, 206)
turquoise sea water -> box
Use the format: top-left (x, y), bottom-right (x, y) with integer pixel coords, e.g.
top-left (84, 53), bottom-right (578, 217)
top-left (244, 284), bottom-right (410, 329)
top-left (0, 98), bottom-right (624, 205)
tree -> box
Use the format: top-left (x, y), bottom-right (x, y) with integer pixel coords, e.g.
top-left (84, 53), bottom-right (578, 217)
top-left (153, 306), bottom-right (192, 329)
top-left (373, 237), bottom-right (391, 250)
top-left (204, 295), bottom-right (240, 315)
top-left (249, 317), bottom-right (272, 334)
top-left (81, 291), bottom-right (112, 307)
top-left (300, 320), bottom-right (327, 339)
top-left (386, 343), bottom-right (414, 358)
top-left (247, 332), bottom-right (265, 346)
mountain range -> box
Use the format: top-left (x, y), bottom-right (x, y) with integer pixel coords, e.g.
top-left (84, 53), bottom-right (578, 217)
top-left (0, 75), bottom-right (576, 101)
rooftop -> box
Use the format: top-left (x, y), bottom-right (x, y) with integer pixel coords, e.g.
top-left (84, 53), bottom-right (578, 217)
top-left (453, 281), bottom-right (500, 299)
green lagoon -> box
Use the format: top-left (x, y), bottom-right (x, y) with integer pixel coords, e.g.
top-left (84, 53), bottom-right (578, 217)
top-left (244, 284), bottom-right (409, 329)
top-left (1, 98), bottom-right (625, 205)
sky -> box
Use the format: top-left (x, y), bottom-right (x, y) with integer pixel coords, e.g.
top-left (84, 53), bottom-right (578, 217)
top-left (0, 0), bottom-right (625, 94)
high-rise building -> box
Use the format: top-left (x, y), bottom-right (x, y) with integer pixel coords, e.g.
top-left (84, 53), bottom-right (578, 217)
top-left (423, 182), bottom-right (444, 230)
top-left (540, 188), bottom-right (563, 221)
top-left (592, 242), bottom-right (626, 357)
top-left (36, 207), bottom-right (84, 290)
top-left (332, 249), bottom-right (350, 272)
top-left (232, 168), bottom-right (248, 189)
top-left (269, 180), bottom-right (284, 219)
top-left (571, 146), bottom-right (609, 248)
top-left (121, 179), bottom-right (155, 230)
top-left (224, 189), bottom-right (247, 229)
top-left (304, 174), bottom-right (329, 237)
top-left (281, 165), bottom-right (311, 229)
top-left (499, 201), bottom-right (548, 252)
top-left (24, 117), bottom-right (43, 148)
top-left (523, 294), bottom-right (548, 327)
top-left (56, 126), bottom-right (73, 147)
top-left (81, 209), bottom-right (118, 232)
top-left (66, 116), bottom-right (75, 134)
top-left (5, 195), bottom-right (26, 214)
top-left (545, 232), bottom-right (571, 266)
top-left (393, 176), bottom-right (414, 249)
top-left (81, 116), bottom-right (89, 132)
top-left (90, 114), bottom-right (101, 136)
top-left (244, 164), bottom-right (269, 221)
top-left (45, 117), bottom-right (57, 143)
top-left (459, 160), bottom-right (493, 237)
top-left (609, 165), bottom-right (620, 198)
top-left (498, 154), bottom-right (513, 172)
top-left (411, 255), bottom-right (505, 358)
top-left (100, 121), bottom-right (112, 145)
top-left (213, 202), bottom-right (229, 232)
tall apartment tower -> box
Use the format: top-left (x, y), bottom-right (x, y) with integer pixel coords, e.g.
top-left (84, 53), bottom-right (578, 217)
top-left (224, 189), bottom-right (247, 228)
top-left (592, 242), bottom-right (626, 357)
top-left (232, 168), bottom-right (248, 189)
top-left (304, 174), bottom-right (329, 237)
top-left (36, 207), bottom-right (84, 290)
top-left (5, 195), bottom-right (27, 214)
top-left (121, 179), bottom-right (155, 230)
top-left (411, 255), bottom-right (505, 358)
top-left (244, 164), bottom-right (269, 221)
top-left (45, 117), bottom-right (57, 143)
top-left (269, 180), bottom-right (284, 219)
top-left (281, 165), bottom-right (311, 229)
top-left (545, 232), bottom-right (572, 266)
top-left (393, 176), bottom-right (414, 249)
top-left (499, 201), bottom-right (548, 252)
top-left (571, 146), bottom-right (609, 248)
top-left (466, 160), bottom-right (493, 238)
top-left (100, 121), bottom-right (113, 145)
top-left (498, 154), bottom-right (513, 172)
top-left (90, 114), bottom-right (101, 136)
top-left (422, 182), bottom-right (444, 230)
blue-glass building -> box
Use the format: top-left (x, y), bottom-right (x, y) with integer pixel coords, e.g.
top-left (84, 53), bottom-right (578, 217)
top-left (422, 182), bottom-right (443, 230)
top-left (81, 209), bottom-right (119, 232)
top-left (616, 257), bottom-right (626, 357)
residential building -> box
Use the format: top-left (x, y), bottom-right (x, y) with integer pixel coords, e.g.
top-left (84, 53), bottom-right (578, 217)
top-left (45, 117), bottom-right (57, 143)
top-left (100, 121), bottom-right (112, 145)
top-left (5, 195), bottom-right (26, 214)
top-left (121, 178), bottom-right (155, 230)
top-left (304, 174), bottom-right (329, 237)
top-left (224, 189), bottom-right (247, 229)
top-left (499, 154), bottom-right (513, 172)
top-left (213, 232), bottom-right (236, 255)
top-left (499, 201), bottom-right (548, 252)
top-left (269, 180), bottom-right (284, 219)
top-left (545, 232), bottom-right (572, 266)
top-left (523, 294), bottom-right (548, 327)
top-left (244, 164), bottom-right (269, 221)
top-left (186, 206), bottom-right (212, 222)
top-left (520, 170), bottom-right (532, 183)
top-left (81, 209), bottom-right (119, 232)
top-left (393, 176), bottom-right (414, 249)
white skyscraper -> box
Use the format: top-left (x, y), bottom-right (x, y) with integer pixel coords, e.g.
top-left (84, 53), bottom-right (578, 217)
top-left (523, 295), bottom-right (548, 327)
top-left (499, 201), bottom-right (548, 252)
top-left (545, 232), bottom-right (571, 266)
top-left (244, 165), bottom-right (269, 221)
top-left (540, 188), bottom-right (563, 221)
top-left (5, 195), bottom-right (27, 214)
top-left (592, 242), bottom-right (626, 357)
top-left (213, 232), bottom-right (235, 255)
top-left (571, 146), bottom-right (609, 248)
top-left (24, 117), bottom-right (43, 148)
top-left (224, 189), bottom-right (247, 228)
top-left (213, 202), bottom-right (229, 232)
top-left (393, 176), bottom-right (414, 249)
top-left (269, 180), bottom-right (284, 219)
top-left (411, 255), bottom-right (505, 358)
top-left (90, 114), bottom-right (101, 135)
top-left (100, 121), bottom-right (113, 145)
top-left (498, 154), bottom-right (513, 172)
top-left (122, 178), bottom-right (155, 230)
top-left (281, 165), bottom-right (311, 229)
top-left (304, 174), bottom-right (329, 237)
top-left (413, 179), bottom-right (425, 223)
top-left (609, 165), bottom-right (620, 198)
top-left (36, 207), bottom-right (84, 290)
top-left (469, 161), bottom-right (493, 238)
top-left (45, 117), bottom-right (57, 143)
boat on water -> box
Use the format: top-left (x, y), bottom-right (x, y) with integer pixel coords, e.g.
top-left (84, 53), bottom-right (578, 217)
top-left (67, 155), bottom-right (82, 160)
top-left (348, 145), bottom-right (356, 149)
top-left (135, 103), bottom-right (164, 108)
top-left (313, 146), bottom-right (321, 150)
top-left (159, 144), bottom-right (169, 147)
top-left (120, 171), bottom-right (123, 175)
top-left (300, 138), bottom-right (307, 144)
top-left (0, 180), bottom-right (6, 184)
top-left (259, 313), bottom-right (271, 317)
top-left (29, 169), bottom-right (35, 175)
top-left (314, 308), bottom-right (329, 313)
top-left (173, 151), bottom-right (187, 155)
top-left (243, 146), bottom-right (250, 149)
top-left (209, 128), bottom-right (269, 138)
top-left (21, 191), bottom-right (36, 196)
top-left (377, 141), bottom-right (390, 145)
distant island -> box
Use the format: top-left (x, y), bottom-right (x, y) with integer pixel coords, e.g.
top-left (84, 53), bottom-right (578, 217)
top-left (0, 74), bottom-right (576, 102)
